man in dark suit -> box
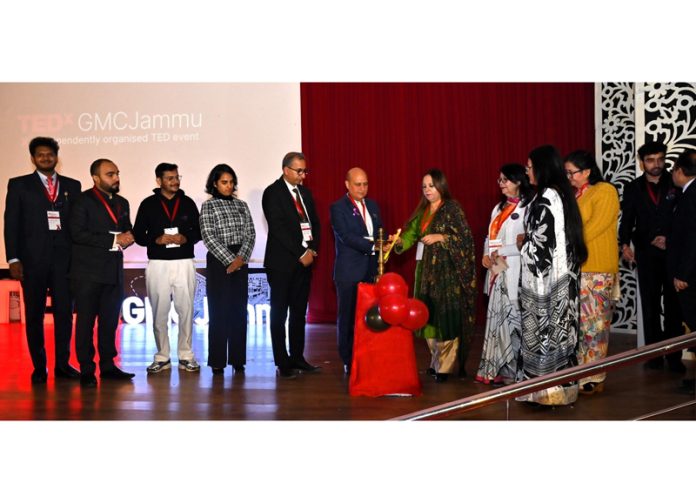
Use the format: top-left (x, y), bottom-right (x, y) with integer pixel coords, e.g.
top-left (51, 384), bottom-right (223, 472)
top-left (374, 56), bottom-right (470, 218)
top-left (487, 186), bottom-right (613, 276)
top-left (668, 149), bottom-right (696, 391)
top-left (619, 141), bottom-right (684, 372)
top-left (330, 167), bottom-right (383, 374)
top-left (70, 159), bottom-right (135, 387)
top-left (4, 137), bottom-right (82, 384)
top-left (262, 152), bottom-right (321, 379)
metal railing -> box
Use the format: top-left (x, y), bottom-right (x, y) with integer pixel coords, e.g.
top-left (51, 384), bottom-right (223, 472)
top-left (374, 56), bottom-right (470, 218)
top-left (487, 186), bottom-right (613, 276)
top-left (391, 331), bottom-right (696, 421)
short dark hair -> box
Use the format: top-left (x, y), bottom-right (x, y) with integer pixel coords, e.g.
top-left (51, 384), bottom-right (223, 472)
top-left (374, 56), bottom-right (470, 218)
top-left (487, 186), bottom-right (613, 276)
top-left (638, 141), bottom-right (667, 161)
top-left (564, 150), bottom-right (605, 185)
top-left (155, 162), bottom-right (178, 178)
top-left (29, 137), bottom-right (59, 156)
top-left (90, 158), bottom-right (113, 176)
top-left (205, 163), bottom-right (238, 196)
top-left (674, 149), bottom-right (696, 177)
top-left (282, 152), bottom-right (305, 169)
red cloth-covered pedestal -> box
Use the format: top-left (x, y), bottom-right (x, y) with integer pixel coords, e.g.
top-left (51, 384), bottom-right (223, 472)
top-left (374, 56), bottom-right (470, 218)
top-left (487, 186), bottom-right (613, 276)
top-left (349, 283), bottom-right (422, 397)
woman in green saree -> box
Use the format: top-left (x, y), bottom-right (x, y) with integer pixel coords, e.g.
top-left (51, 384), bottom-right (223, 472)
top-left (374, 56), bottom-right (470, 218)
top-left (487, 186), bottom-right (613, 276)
top-left (393, 169), bottom-right (477, 382)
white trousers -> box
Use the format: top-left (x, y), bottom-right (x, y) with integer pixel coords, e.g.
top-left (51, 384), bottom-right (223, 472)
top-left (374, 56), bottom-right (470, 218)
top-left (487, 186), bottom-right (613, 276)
top-left (146, 259), bottom-right (196, 362)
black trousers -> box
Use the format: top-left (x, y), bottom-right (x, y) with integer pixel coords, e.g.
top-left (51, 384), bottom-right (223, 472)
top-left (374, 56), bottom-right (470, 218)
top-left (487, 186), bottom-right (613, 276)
top-left (266, 263), bottom-right (312, 369)
top-left (21, 252), bottom-right (74, 372)
top-left (677, 287), bottom-right (696, 335)
top-left (72, 279), bottom-right (122, 376)
top-left (636, 246), bottom-right (683, 362)
top-left (206, 252), bottom-right (248, 368)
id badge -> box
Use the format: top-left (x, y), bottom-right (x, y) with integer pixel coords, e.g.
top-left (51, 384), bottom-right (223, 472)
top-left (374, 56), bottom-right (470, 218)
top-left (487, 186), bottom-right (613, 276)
top-left (109, 231), bottom-right (120, 252)
top-left (47, 211), bottom-right (61, 230)
top-left (164, 226), bottom-right (180, 248)
top-left (416, 241), bottom-right (424, 261)
top-left (488, 238), bottom-right (503, 253)
top-left (301, 222), bottom-right (313, 242)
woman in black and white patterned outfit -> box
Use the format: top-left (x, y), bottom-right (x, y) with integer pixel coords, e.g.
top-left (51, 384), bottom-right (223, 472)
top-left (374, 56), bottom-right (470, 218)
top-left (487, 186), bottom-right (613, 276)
top-left (200, 164), bottom-right (256, 375)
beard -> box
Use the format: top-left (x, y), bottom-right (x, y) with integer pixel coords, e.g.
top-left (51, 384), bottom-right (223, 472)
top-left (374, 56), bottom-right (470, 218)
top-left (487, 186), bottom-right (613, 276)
top-left (646, 167), bottom-right (664, 177)
top-left (99, 182), bottom-right (119, 194)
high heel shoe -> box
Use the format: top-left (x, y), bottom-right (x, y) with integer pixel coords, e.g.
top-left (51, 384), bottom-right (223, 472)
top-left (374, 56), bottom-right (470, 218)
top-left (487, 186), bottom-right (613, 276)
top-left (579, 382), bottom-right (604, 395)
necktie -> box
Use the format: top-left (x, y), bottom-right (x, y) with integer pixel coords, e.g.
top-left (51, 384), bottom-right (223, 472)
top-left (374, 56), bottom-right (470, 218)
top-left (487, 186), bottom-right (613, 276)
top-left (46, 175), bottom-right (56, 201)
top-left (292, 188), bottom-right (308, 222)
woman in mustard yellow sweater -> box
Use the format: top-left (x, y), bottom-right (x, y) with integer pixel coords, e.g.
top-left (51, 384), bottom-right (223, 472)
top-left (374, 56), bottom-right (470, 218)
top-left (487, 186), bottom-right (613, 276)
top-left (564, 151), bottom-right (620, 394)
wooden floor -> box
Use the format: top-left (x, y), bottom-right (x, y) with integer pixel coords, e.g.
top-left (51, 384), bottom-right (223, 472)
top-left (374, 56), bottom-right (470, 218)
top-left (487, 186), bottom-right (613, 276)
top-left (0, 321), bottom-right (694, 420)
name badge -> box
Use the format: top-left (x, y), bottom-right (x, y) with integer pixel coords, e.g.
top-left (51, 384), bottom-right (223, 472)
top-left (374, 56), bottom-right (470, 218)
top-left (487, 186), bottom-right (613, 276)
top-left (109, 231), bottom-right (120, 252)
top-left (301, 222), bottom-right (313, 242)
top-left (164, 226), bottom-right (180, 248)
top-left (416, 241), bottom-right (424, 261)
top-left (47, 211), bottom-right (61, 230)
top-left (488, 238), bottom-right (503, 253)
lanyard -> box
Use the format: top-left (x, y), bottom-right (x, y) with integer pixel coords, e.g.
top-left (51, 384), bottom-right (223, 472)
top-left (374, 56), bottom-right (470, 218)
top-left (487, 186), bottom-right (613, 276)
top-left (91, 186), bottom-right (118, 225)
top-left (575, 182), bottom-right (590, 199)
top-left (646, 180), bottom-right (661, 206)
top-left (159, 195), bottom-right (181, 224)
top-left (348, 195), bottom-right (366, 224)
top-left (489, 201), bottom-right (518, 241)
top-left (420, 201), bottom-right (441, 234)
top-left (43, 178), bottom-right (59, 203)
top-left (292, 188), bottom-right (307, 220)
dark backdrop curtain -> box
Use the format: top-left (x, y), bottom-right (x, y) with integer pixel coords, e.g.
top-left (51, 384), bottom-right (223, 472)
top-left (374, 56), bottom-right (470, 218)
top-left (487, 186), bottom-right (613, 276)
top-left (300, 83), bottom-right (595, 324)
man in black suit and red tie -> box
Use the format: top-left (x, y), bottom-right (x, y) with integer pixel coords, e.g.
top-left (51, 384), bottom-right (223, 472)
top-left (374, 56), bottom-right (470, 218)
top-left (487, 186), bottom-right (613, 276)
top-left (618, 141), bottom-right (685, 372)
top-left (262, 152), bottom-right (321, 379)
top-left (70, 159), bottom-right (135, 387)
top-left (668, 149), bottom-right (696, 391)
top-left (330, 167), bottom-right (383, 374)
top-left (4, 137), bottom-right (82, 384)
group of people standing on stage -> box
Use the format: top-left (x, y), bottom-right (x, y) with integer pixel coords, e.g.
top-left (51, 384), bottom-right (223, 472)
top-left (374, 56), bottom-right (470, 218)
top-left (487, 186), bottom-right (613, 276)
top-left (4, 138), bottom-right (322, 386)
top-left (5, 136), bottom-right (696, 396)
top-left (475, 142), bottom-right (696, 405)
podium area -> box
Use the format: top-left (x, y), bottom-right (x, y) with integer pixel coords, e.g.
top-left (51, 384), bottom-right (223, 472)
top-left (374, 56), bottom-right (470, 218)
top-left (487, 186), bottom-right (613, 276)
top-left (0, 320), bottom-right (694, 420)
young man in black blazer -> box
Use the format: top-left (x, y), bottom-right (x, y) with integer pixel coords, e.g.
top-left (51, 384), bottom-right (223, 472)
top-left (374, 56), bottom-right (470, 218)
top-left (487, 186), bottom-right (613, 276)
top-left (70, 159), bottom-right (135, 387)
top-left (618, 141), bottom-right (684, 372)
top-left (4, 137), bottom-right (82, 384)
top-left (668, 150), bottom-right (696, 391)
top-left (262, 152), bottom-right (321, 379)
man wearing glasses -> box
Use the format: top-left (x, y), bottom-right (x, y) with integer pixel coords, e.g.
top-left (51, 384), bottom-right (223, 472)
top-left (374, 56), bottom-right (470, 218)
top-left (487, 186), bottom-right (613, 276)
top-left (133, 163), bottom-right (202, 374)
top-left (262, 152), bottom-right (321, 379)
top-left (618, 141), bottom-right (684, 372)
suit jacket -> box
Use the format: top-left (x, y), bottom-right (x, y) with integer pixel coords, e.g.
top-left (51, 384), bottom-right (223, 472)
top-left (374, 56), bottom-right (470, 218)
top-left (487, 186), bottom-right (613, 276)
top-left (330, 194), bottom-right (382, 283)
top-left (70, 188), bottom-right (132, 285)
top-left (262, 177), bottom-right (320, 270)
top-left (4, 171), bottom-right (82, 268)
top-left (668, 180), bottom-right (696, 285)
top-left (618, 172), bottom-right (679, 251)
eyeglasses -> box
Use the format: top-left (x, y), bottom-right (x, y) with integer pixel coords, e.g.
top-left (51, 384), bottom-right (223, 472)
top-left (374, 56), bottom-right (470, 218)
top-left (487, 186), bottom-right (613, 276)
top-left (565, 170), bottom-right (583, 178)
top-left (162, 175), bottom-right (182, 182)
top-left (286, 166), bottom-right (309, 175)
top-left (497, 178), bottom-right (509, 184)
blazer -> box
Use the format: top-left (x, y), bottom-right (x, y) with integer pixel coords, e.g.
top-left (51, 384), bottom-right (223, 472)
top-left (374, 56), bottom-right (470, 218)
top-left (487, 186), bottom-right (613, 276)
top-left (330, 194), bottom-right (382, 283)
top-left (262, 177), bottom-right (320, 271)
top-left (668, 180), bottom-right (696, 285)
top-left (619, 172), bottom-right (678, 251)
top-left (69, 188), bottom-right (132, 285)
top-left (4, 171), bottom-right (82, 268)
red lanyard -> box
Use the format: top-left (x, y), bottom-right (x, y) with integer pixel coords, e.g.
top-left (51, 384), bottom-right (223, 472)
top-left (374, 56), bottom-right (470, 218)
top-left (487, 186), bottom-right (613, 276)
top-left (420, 202), bottom-right (441, 234)
top-left (91, 186), bottom-right (118, 225)
top-left (646, 180), bottom-right (660, 206)
top-left (575, 182), bottom-right (590, 199)
top-left (348, 195), bottom-right (366, 224)
top-left (292, 188), bottom-right (307, 219)
top-left (43, 178), bottom-right (59, 203)
top-left (159, 196), bottom-right (181, 224)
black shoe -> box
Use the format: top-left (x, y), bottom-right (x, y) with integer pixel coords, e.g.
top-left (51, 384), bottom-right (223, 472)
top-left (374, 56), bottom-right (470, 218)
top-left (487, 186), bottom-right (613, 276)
top-left (668, 360), bottom-right (687, 373)
top-left (212, 367), bottom-right (225, 375)
top-left (290, 358), bottom-right (321, 373)
top-left (55, 365), bottom-right (81, 379)
top-left (233, 365), bottom-right (245, 374)
top-left (100, 366), bottom-right (135, 380)
top-left (426, 367), bottom-right (436, 376)
top-left (344, 364), bottom-right (351, 375)
top-left (644, 357), bottom-right (664, 370)
top-left (435, 373), bottom-right (449, 383)
top-left (31, 369), bottom-right (48, 384)
top-left (80, 374), bottom-right (97, 387)
top-left (277, 367), bottom-right (297, 379)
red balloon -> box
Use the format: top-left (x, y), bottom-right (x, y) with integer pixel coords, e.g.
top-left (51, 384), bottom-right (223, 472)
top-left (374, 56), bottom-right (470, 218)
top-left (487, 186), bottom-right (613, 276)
top-left (375, 272), bottom-right (408, 298)
top-left (401, 298), bottom-right (429, 331)
top-left (378, 293), bottom-right (408, 325)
